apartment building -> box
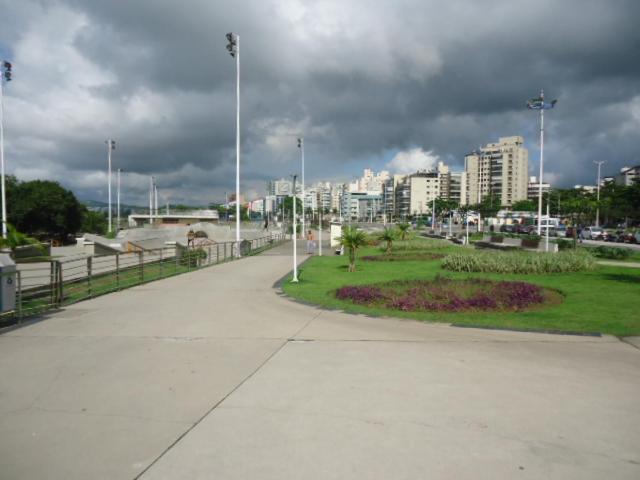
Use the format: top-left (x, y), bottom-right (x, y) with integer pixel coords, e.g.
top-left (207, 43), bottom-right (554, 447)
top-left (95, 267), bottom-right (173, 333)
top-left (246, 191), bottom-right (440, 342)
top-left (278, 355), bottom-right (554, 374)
top-left (527, 176), bottom-right (551, 201)
top-left (464, 136), bottom-right (528, 207)
top-left (393, 162), bottom-right (450, 218)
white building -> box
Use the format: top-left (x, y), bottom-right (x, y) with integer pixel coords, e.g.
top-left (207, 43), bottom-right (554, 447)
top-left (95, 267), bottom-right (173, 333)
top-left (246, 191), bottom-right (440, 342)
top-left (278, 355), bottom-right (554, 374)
top-left (527, 176), bottom-right (551, 201)
top-left (464, 136), bottom-right (529, 207)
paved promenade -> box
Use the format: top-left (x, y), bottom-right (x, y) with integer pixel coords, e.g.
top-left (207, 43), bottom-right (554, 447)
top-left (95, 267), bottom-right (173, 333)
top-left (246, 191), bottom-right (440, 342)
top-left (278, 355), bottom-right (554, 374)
top-left (1, 242), bottom-right (639, 479)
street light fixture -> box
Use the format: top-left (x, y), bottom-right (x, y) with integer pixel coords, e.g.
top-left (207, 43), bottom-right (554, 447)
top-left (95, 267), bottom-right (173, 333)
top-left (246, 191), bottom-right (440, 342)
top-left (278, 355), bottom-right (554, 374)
top-left (105, 139), bottom-right (116, 234)
top-left (1, 60), bottom-right (13, 238)
top-left (226, 32), bottom-right (241, 257)
top-left (527, 90), bottom-right (557, 235)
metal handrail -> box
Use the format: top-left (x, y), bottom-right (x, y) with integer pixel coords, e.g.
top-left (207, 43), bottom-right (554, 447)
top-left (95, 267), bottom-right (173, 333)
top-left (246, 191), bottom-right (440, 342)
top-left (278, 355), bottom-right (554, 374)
top-left (2, 233), bottom-right (285, 325)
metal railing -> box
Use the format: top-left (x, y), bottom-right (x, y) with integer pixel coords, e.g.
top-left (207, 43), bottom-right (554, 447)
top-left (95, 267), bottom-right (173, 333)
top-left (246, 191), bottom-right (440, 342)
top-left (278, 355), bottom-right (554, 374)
top-left (0, 234), bottom-right (286, 325)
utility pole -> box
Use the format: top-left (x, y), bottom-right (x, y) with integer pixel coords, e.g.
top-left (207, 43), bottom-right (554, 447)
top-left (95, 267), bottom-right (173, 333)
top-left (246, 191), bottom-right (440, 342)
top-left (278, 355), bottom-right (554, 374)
top-left (594, 160), bottom-right (605, 228)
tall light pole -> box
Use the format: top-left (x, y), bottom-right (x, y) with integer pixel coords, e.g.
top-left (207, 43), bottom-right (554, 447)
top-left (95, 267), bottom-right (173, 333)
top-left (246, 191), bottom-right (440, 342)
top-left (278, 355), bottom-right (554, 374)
top-left (594, 160), bottom-right (605, 228)
top-left (318, 190), bottom-right (323, 256)
top-left (1, 60), bottom-right (13, 238)
top-left (291, 174), bottom-right (299, 282)
top-left (527, 90), bottom-right (557, 235)
top-left (154, 182), bottom-right (158, 220)
top-left (116, 168), bottom-right (122, 231)
top-left (226, 32), bottom-right (241, 257)
top-left (105, 139), bottom-right (116, 234)
top-left (297, 137), bottom-right (305, 240)
top-left (149, 176), bottom-right (154, 226)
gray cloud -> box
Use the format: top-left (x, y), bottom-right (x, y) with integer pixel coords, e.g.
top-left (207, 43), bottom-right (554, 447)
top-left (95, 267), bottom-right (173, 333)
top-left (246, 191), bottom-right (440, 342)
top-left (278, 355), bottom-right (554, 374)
top-left (0, 0), bottom-right (639, 205)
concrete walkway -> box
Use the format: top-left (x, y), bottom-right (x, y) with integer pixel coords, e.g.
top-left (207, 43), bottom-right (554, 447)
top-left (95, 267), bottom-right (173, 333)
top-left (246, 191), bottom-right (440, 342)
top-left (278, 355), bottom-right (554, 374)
top-left (1, 242), bottom-right (639, 479)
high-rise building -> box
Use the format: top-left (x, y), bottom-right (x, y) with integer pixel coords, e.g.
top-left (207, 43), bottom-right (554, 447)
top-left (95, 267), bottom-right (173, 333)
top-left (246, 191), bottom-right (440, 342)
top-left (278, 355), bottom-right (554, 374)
top-left (393, 162), bottom-right (450, 218)
top-left (464, 136), bottom-right (528, 207)
top-left (527, 176), bottom-right (551, 201)
top-left (614, 165), bottom-right (640, 186)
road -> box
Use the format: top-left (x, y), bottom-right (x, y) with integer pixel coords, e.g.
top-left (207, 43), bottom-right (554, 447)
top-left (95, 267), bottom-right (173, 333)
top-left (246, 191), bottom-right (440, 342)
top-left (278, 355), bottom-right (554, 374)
top-left (1, 242), bottom-right (639, 479)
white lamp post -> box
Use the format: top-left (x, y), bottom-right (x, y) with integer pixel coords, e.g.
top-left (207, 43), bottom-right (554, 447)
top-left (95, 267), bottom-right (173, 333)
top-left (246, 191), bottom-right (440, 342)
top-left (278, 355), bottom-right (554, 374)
top-left (594, 160), bottom-right (605, 227)
top-left (297, 137), bottom-right (305, 242)
top-left (105, 139), bottom-right (116, 234)
top-left (0, 60), bottom-right (12, 238)
top-left (149, 176), bottom-right (154, 225)
top-left (291, 174), bottom-right (298, 282)
top-left (226, 32), bottom-right (241, 257)
top-left (116, 168), bottom-right (122, 231)
top-left (527, 90), bottom-right (557, 235)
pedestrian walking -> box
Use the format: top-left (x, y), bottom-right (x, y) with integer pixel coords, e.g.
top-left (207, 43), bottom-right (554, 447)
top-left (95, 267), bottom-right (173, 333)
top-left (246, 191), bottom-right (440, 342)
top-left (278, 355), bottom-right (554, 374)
top-left (306, 230), bottom-right (315, 254)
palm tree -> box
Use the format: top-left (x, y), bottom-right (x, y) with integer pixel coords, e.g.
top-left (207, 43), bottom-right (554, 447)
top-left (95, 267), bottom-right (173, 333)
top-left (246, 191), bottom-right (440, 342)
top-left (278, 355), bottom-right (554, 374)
top-left (379, 227), bottom-right (397, 254)
top-left (397, 222), bottom-right (411, 241)
top-left (338, 226), bottom-right (368, 272)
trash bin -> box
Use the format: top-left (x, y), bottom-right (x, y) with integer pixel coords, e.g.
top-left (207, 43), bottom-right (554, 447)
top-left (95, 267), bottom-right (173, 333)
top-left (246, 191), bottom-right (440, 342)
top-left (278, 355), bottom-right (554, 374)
top-left (0, 254), bottom-right (16, 312)
top-left (240, 240), bottom-right (252, 256)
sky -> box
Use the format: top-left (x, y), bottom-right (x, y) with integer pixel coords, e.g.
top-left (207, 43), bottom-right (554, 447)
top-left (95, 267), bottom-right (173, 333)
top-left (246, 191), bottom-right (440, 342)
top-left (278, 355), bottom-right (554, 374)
top-left (0, 0), bottom-right (639, 206)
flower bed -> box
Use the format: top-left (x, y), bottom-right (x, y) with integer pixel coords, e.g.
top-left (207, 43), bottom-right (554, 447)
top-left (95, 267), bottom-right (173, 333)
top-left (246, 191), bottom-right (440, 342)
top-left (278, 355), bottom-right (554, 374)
top-left (335, 277), bottom-right (559, 312)
top-left (362, 253), bottom-right (445, 262)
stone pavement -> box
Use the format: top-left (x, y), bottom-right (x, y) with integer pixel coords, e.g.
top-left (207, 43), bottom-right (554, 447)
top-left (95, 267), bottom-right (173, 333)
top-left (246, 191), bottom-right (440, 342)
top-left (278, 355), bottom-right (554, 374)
top-left (0, 242), bottom-right (639, 479)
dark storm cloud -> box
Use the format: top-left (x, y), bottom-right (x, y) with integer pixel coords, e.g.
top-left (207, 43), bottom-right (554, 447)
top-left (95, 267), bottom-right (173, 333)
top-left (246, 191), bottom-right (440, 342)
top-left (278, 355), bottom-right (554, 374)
top-left (1, 0), bottom-right (639, 204)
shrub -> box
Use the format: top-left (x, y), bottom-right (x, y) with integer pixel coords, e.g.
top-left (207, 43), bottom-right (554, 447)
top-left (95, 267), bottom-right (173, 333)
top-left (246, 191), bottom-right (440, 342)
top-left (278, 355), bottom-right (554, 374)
top-left (181, 248), bottom-right (207, 267)
top-left (392, 238), bottom-right (450, 251)
top-left (441, 250), bottom-right (596, 274)
top-left (556, 238), bottom-right (574, 251)
top-left (590, 246), bottom-right (632, 260)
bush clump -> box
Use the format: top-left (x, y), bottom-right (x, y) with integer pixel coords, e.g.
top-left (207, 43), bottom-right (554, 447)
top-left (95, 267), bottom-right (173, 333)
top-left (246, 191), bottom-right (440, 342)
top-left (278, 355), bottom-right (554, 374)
top-left (589, 246), bottom-right (632, 260)
top-left (441, 250), bottom-right (596, 274)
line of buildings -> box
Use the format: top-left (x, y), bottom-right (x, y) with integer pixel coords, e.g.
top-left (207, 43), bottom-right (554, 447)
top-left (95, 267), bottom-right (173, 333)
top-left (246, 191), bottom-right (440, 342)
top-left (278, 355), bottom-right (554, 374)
top-left (255, 135), bottom-right (547, 222)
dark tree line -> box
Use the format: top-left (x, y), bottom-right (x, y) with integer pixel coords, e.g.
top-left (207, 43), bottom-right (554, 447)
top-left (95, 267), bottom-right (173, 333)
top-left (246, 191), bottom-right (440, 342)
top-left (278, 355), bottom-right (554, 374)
top-left (6, 176), bottom-right (109, 241)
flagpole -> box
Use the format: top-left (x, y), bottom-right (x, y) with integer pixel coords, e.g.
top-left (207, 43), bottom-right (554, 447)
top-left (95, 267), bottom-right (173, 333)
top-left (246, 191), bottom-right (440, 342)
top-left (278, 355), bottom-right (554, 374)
top-left (537, 89), bottom-right (544, 236)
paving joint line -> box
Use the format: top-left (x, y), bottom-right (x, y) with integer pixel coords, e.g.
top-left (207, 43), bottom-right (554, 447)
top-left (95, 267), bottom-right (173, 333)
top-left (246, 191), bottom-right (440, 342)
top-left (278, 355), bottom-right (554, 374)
top-left (133, 338), bottom-right (290, 479)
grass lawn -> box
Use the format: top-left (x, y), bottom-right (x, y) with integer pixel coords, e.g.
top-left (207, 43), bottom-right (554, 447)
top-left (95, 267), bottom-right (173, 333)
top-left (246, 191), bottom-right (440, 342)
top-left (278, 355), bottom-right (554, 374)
top-left (282, 239), bottom-right (640, 337)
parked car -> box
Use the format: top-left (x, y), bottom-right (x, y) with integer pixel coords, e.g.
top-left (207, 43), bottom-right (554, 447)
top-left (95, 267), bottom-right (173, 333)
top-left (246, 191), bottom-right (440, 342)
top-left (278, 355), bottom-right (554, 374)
top-left (499, 224), bottom-right (516, 233)
top-left (515, 224), bottom-right (534, 235)
top-left (582, 226), bottom-right (607, 240)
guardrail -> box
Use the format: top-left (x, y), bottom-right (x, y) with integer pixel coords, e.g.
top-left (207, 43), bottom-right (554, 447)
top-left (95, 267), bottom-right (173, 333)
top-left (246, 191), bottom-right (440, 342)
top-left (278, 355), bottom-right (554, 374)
top-left (0, 234), bottom-right (286, 326)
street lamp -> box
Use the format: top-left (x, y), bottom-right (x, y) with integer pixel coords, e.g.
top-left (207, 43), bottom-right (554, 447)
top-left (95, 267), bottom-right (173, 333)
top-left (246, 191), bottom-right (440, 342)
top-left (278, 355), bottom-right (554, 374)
top-left (1, 60), bottom-right (13, 238)
top-left (297, 137), bottom-right (305, 242)
top-left (594, 160), bottom-right (605, 228)
top-left (291, 174), bottom-right (299, 282)
top-left (527, 90), bottom-right (557, 235)
top-left (226, 32), bottom-right (241, 257)
top-left (149, 176), bottom-right (154, 225)
top-left (116, 168), bottom-right (122, 231)
top-left (105, 139), bottom-right (116, 234)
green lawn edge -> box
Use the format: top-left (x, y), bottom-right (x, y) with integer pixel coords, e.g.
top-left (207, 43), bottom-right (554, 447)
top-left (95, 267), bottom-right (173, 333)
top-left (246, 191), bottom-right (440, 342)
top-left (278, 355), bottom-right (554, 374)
top-left (282, 241), bottom-right (640, 337)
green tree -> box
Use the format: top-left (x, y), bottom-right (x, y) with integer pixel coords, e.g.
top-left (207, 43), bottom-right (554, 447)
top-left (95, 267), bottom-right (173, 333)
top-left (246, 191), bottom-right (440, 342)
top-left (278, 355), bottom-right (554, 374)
top-left (282, 196), bottom-right (303, 218)
top-left (511, 199), bottom-right (536, 212)
top-left (81, 209), bottom-right (108, 235)
top-left (378, 227), bottom-right (397, 254)
top-left (338, 226), bottom-right (368, 272)
top-left (8, 179), bottom-right (84, 240)
top-left (471, 194), bottom-right (502, 220)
